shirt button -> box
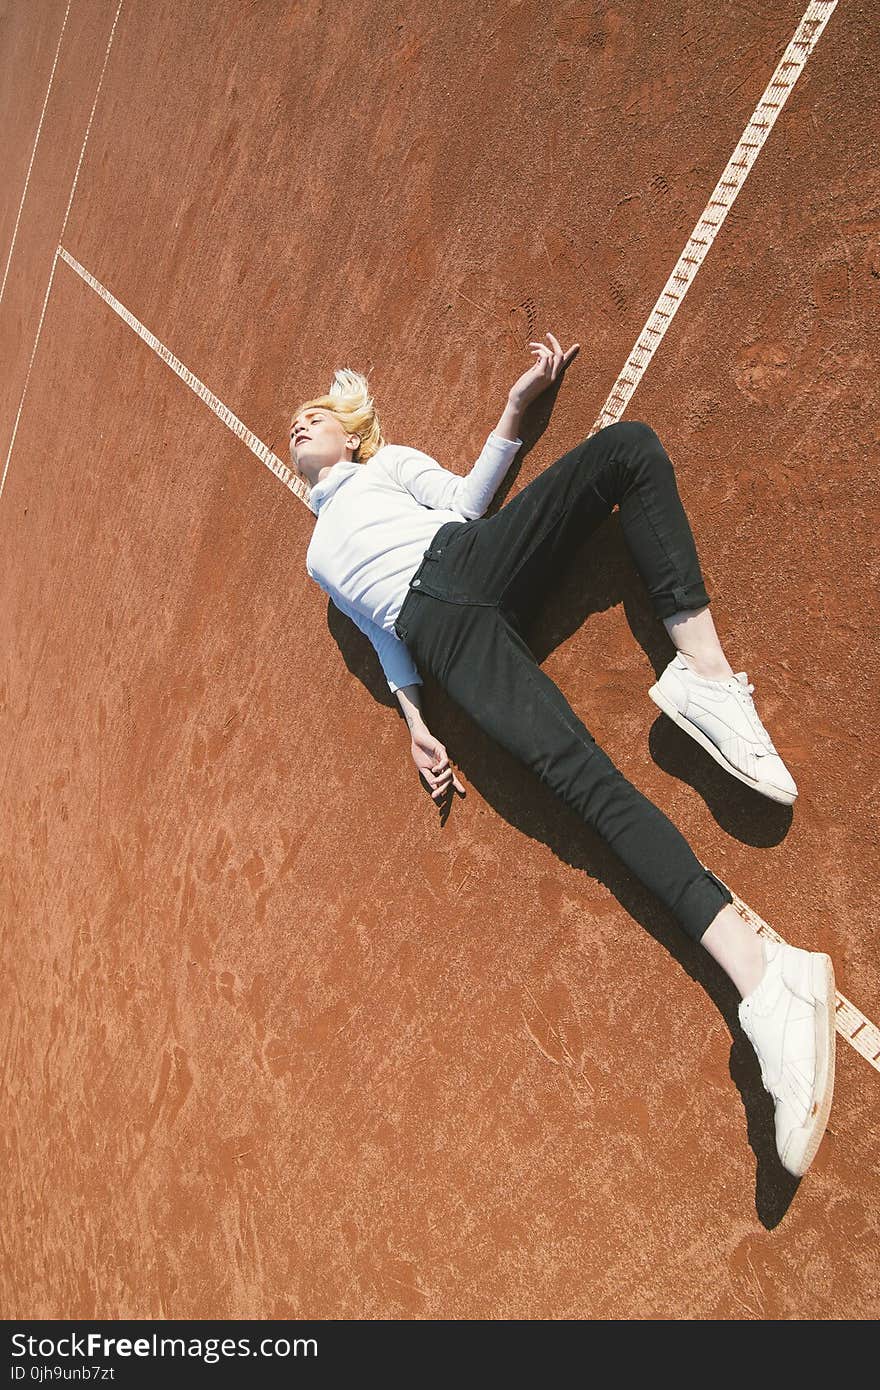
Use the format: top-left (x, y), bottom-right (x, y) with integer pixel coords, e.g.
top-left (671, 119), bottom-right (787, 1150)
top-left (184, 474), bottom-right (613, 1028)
top-left (413, 577), bottom-right (421, 586)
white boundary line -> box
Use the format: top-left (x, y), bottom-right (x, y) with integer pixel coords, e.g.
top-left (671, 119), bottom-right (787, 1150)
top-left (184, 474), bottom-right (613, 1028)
top-left (55, 246), bottom-right (307, 504)
top-left (590, 0), bottom-right (839, 434)
top-left (0, 0), bottom-right (125, 506)
top-left (0, 0), bottom-right (73, 309)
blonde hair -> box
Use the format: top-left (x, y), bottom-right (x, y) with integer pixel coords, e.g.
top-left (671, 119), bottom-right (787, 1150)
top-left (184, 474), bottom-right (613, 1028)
top-left (290, 368), bottom-right (385, 474)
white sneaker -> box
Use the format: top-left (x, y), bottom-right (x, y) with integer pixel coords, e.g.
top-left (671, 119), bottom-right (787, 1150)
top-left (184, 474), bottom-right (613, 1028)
top-left (648, 653), bottom-right (798, 804)
top-left (738, 938), bottom-right (837, 1177)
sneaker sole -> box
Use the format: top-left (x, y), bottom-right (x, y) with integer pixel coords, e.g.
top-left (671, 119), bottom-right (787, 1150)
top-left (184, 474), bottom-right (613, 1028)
top-left (648, 681), bottom-right (797, 806)
top-left (781, 952), bottom-right (837, 1177)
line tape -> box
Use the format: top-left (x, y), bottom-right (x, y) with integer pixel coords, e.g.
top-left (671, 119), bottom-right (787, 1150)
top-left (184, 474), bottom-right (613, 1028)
top-left (705, 867), bottom-right (880, 1075)
top-left (591, 0), bottom-right (839, 435)
top-left (0, 0), bottom-right (73, 310)
top-left (55, 245), bottom-right (303, 502)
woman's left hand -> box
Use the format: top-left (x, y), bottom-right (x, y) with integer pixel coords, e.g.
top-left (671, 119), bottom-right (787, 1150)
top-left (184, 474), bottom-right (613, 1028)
top-left (509, 332), bottom-right (580, 409)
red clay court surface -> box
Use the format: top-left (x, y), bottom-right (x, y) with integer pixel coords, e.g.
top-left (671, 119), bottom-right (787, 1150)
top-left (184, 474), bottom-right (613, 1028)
top-left (1, 0), bottom-right (878, 1319)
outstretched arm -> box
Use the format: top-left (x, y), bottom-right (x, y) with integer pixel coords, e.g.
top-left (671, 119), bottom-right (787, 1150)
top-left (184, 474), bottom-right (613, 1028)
top-left (391, 428), bottom-right (522, 520)
top-left (391, 332), bottom-right (579, 519)
top-left (318, 584), bottom-right (464, 801)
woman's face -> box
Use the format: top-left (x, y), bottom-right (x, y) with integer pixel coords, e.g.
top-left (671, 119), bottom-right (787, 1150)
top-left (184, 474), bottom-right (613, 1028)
top-left (289, 408), bottom-right (358, 482)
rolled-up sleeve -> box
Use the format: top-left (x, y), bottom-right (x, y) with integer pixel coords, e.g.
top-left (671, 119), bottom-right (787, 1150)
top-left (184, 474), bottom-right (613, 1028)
top-left (392, 430), bottom-right (522, 519)
top-left (325, 586), bottom-right (422, 694)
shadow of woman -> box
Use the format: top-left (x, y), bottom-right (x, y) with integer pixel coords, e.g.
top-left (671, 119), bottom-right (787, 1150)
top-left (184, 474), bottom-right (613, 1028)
top-left (320, 421), bottom-right (802, 1226)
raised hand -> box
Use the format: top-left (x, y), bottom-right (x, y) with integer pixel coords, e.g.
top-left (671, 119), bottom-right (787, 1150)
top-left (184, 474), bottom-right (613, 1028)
top-left (509, 332), bottom-right (580, 410)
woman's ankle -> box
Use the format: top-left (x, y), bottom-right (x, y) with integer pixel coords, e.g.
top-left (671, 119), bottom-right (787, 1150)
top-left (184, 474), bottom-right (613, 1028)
top-left (700, 905), bottom-right (766, 998)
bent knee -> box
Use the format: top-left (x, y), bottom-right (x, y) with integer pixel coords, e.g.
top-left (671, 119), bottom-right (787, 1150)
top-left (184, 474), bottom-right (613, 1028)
top-left (605, 420), bottom-right (674, 476)
top-left (607, 419), bottom-right (662, 450)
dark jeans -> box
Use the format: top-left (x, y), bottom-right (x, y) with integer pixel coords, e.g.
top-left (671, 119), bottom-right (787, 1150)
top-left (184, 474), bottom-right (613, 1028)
top-left (393, 420), bottom-right (733, 942)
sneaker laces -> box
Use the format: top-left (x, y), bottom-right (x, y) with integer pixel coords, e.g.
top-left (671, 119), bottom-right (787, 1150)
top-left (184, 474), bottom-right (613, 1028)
top-left (733, 675), bottom-right (778, 755)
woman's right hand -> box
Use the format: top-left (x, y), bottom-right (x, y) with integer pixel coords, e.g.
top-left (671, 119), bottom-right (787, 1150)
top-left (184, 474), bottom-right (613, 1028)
top-left (411, 727), bottom-right (466, 801)
top-left (508, 331), bottom-right (580, 410)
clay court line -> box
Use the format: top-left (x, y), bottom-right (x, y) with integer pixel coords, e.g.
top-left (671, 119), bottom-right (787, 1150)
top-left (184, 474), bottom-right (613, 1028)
top-left (55, 246), bottom-right (306, 504)
top-left (0, 0), bottom-right (125, 505)
top-left (0, 0), bottom-right (73, 310)
top-left (591, 0), bottom-right (839, 433)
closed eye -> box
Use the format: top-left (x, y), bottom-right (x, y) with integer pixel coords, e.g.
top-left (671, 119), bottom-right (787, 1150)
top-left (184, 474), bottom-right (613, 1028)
top-left (291, 411), bottom-right (325, 437)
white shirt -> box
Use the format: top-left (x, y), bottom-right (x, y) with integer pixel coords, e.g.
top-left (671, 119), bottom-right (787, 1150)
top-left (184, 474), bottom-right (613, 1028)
top-left (305, 430), bottom-right (522, 692)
